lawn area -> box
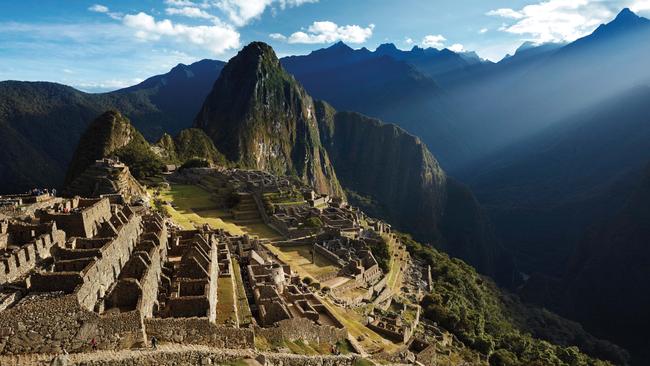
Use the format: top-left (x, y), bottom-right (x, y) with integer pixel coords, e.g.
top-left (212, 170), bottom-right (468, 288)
top-left (384, 234), bottom-right (407, 292)
top-left (215, 276), bottom-right (237, 325)
top-left (232, 258), bottom-right (253, 326)
top-left (155, 184), bottom-right (245, 235)
top-left (266, 244), bottom-right (339, 281)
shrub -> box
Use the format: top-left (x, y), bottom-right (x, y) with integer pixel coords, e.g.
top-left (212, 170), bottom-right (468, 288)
top-left (304, 216), bottom-right (323, 228)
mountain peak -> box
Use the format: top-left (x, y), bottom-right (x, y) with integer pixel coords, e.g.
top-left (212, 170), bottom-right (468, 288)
top-left (376, 43), bottom-right (398, 52)
top-left (236, 41), bottom-right (279, 64)
top-left (587, 7), bottom-right (649, 38)
top-left (615, 7), bottom-right (638, 22)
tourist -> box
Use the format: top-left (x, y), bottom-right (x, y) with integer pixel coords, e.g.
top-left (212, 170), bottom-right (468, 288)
top-left (90, 338), bottom-right (97, 351)
top-left (151, 336), bottom-right (158, 350)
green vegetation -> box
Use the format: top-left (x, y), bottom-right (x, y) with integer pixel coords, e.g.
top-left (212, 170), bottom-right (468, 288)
top-left (304, 216), bottom-right (323, 228)
top-left (113, 132), bottom-right (165, 181)
top-left (232, 258), bottom-right (253, 326)
top-left (179, 157), bottom-right (210, 171)
top-left (398, 233), bottom-right (620, 366)
top-left (215, 277), bottom-right (237, 325)
top-left (365, 236), bottom-right (391, 273)
top-left (155, 184), bottom-right (245, 234)
top-left (353, 359), bottom-right (374, 366)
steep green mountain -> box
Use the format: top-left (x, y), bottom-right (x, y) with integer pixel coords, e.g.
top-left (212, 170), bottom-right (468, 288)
top-left (315, 101), bottom-right (505, 278)
top-left (155, 128), bottom-right (227, 165)
top-left (65, 110), bottom-right (164, 184)
top-left (194, 42), bottom-right (344, 197)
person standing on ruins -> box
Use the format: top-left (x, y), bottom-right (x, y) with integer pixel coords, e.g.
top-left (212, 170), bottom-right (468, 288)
top-left (90, 338), bottom-right (97, 351)
top-left (151, 336), bottom-right (158, 350)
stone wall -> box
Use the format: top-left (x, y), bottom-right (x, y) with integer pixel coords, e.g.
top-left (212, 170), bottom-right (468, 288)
top-left (39, 198), bottom-right (112, 238)
top-left (0, 294), bottom-right (144, 355)
top-left (6, 348), bottom-right (361, 366)
top-left (0, 223), bottom-right (65, 285)
top-left (75, 213), bottom-right (142, 311)
top-left (255, 317), bottom-right (347, 345)
top-left (144, 318), bottom-right (254, 349)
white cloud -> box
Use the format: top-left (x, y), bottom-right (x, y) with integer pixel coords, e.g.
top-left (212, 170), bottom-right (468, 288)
top-left (165, 6), bottom-right (217, 20)
top-left (487, 1), bottom-right (650, 43)
top-left (479, 28), bottom-right (489, 34)
top-left (88, 4), bottom-right (109, 13)
top-left (216, 0), bottom-right (272, 27)
top-left (277, 0), bottom-right (318, 9)
top-left (269, 33), bottom-right (287, 40)
top-left (286, 21), bottom-right (374, 44)
top-left (404, 37), bottom-right (414, 45)
top-left (215, 0), bottom-right (318, 26)
top-left (421, 34), bottom-right (446, 48)
top-left (165, 0), bottom-right (201, 7)
top-left (487, 8), bottom-right (525, 19)
top-left (75, 78), bottom-right (145, 92)
top-left (122, 12), bottom-right (240, 54)
top-left (87, 4), bottom-right (121, 19)
top-left (448, 43), bottom-right (465, 52)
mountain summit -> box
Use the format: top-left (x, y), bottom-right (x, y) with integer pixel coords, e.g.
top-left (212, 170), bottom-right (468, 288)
top-left (194, 42), bottom-right (344, 197)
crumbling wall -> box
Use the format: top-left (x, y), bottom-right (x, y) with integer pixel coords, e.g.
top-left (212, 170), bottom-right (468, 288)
top-left (144, 318), bottom-right (254, 349)
top-left (0, 294), bottom-right (143, 355)
top-left (0, 226), bottom-right (65, 285)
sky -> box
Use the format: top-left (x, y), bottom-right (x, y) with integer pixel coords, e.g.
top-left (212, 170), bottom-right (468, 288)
top-left (1, 0), bottom-right (649, 92)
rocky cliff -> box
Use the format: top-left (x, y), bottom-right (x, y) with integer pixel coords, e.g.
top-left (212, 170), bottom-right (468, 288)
top-left (315, 101), bottom-right (505, 278)
top-left (194, 42), bottom-right (343, 197)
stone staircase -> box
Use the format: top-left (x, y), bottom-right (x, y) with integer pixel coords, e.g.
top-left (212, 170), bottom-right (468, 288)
top-left (232, 194), bottom-right (262, 225)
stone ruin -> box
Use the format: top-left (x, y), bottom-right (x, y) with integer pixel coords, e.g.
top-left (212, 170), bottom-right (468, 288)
top-left (0, 195), bottom-right (257, 355)
top-left (240, 242), bottom-right (342, 329)
top-left (315, 236), bottom-right (382, 287)
top-left (64, 158), bottom-right (147, 203)
top-left (367, 301), bottom-right (421, 343)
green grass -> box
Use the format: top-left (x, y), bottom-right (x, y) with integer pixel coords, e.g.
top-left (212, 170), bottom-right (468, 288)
top-left (215, 276), bottom-right (237, 325)
top-left (267, 244), bottom-right (339, 280)
top-left (219, 360), bottom-right (250, 366)
top-left (232, 258), bottom-right (253, 326)
top-left (353, 359), bottom-right (375, 366)
top-left (155, 184), bottom-right (245, 234)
